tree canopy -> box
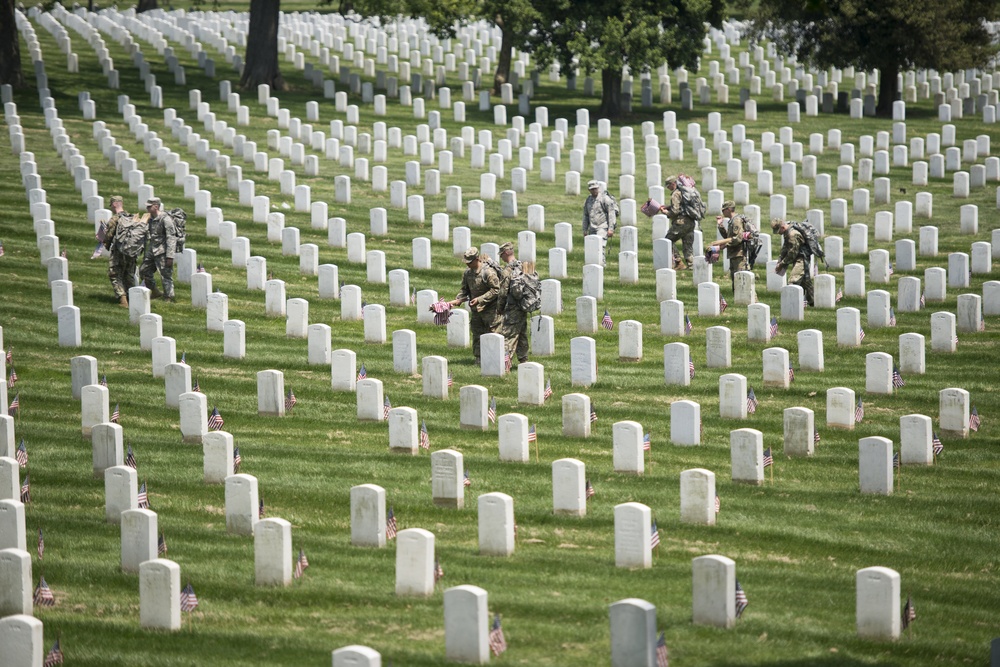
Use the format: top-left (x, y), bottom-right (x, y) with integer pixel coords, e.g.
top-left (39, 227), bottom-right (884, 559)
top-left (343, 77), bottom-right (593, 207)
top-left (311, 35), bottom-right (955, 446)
top-left (743, 0), bottom-right (1000, 116)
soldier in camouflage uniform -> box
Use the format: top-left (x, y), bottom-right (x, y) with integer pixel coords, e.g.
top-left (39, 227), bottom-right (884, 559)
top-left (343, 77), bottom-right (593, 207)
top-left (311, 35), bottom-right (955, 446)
top-left (103, 195), bottom-right (133, 307)
top-left (138, 197), bottom-right (180, 302)
top-left (582, 179), bottom-right (616, 266)
top-left (449, 247), bottom-right (501, 364)
top-left (772, 218), bottom-right (814, 306)
top-left (496, 241), bottom-right (522, 312)
top-left (708, 200), bottom-right (751, 293)
top-left (660, 174), bottom-right (697, 269)
top-left (501, 260), bottom-right (536, 364)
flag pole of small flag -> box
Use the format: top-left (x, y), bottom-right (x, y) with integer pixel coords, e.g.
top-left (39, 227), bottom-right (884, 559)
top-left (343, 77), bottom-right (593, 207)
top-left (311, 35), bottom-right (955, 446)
top-left (357, 363), bottom-right (367, 381)
top-left (746, 388), bottom-right (758, 414)
top-left (463, 469), bottom-right (472, 487)
top-left (602, 309), bottom-right (614, 330)
top-left (585, 479), bottom-right (595, 499)
top-left (489, 614), bottom-right (507, 656)
top-left (543, 378), bottom-right (553, 400)
top-left (126, 444), bottom-right (137, 469)
top-left (294, 547), bottom-right (309, 579)
top-left (158, 532), bottom-right (168, 555)
top-left (34, 575), bottom-right (55, 606)
top-left (180, 582), bottom-right (199, 612)
top-left (970, 405), bottom-right (980, 432)
top-left (650, 518), bottom-right (660, 550)
top-left (487, 396), bottom-right (497, 424)
top-left (735, 580), bottom-right (749, 618)
top-left (769, 316), bottom-right (779, 338)
top-left (233, 446), bottom-right (241, 473)
top-left (855, 398), bottom-right (864, 423)
top-left (386, 506), bottom-right (397, 540)
top-left (208, 406), bottom-right (224, 431)
top-left (110, 402), bottom-right (120, 424)
top-left (420, 420), bottom-right (430, 450)
top-left (43, 638), bottom-right (63, 667)
top-left (655, 632), bottom-right (669, 667)
top-left (137, 481), bottom-right (150, 509)
top-left (285, 388), bottom-right (297, 413)
top-left (16, 438), bottom-right (27, 467)
top-left (383, 396), bottom-right (391, 420)
top-left (892, 366), bottom-right (905, 389)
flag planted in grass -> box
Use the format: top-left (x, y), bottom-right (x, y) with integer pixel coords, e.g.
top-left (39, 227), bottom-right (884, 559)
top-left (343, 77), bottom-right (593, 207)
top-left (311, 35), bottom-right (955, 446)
top-left (434, 559), bottom-right (444, 583)
top-left (932, 432), bottom-right (943, 456)
top-left (34, 575), bottom-right (54, 606)
top-left (901, 595), bottom-right (916, 630)
top-left (386, 506), bottom-right (397, 540)
top-left (99, 373), bottom-right (107, 387)
top-left (259, 498), bottom-right (265, 519)
top-left (650, 519), bottom-right (660, 550)
top-left (746, 388), bottom-right (758, 414)
top-left (158, 532), bottom-right (167, 555)
top-left (719, 296), bottom-right (728, 313)
top-left (487, 396), bottom-right (497, 424)
top-left (208, 407), bottom-right (225, 431)
top-left (969, 405), bottom-right (980, 432)
top-left (527, 424), bottom-right (536, 442)
top-left (643, 432), bottom-right (651, 451)
top-left (180, 582), bottom-right (199, 612)
top-left (892, 366), bottom-right (905, 388)
top-left (590, 403), bottom-right (598, 423)
top-left (735, 580), bottom-right (748, 618)
top-left (463, 469), bottom-right (472, 487)
top-left (543, 378), bottom-right (553, 400)
top-left (762, 447), bottom-right (773, 468)
top-left (37, 528), bottom-right (44, 559)
top-left (420, 420), bottom-right (430, 449)
top-left (233, 447), bottom-right (241, 473)
top-left (285, 388), bottom-right (296, 413)
top-left (110, 402), bottom-right (120, 424)
top-left (20, 474), bottom-right (29, 503)
top-left (7, 366), bottom-right (17, 388)
top-left (769, 316), bottom-right (779, 338)
top-left (357, 363), bottom-right (367, 381)
top-left (383, 396), bottom-right (391, 420)
top-left (602, 309), bottom-right (614, 330)
top-left (293, 548), bottom-right (309, 579)
top-left (137, 481), bottom-right (150, 509)
top-left (855, 399), bottom-right (864, 423)
top-left (125, 444), bottom-right (137, 469)
top-left (16, 438), bottom-right (27, 467)
top-left (43, 638), bottom-right (63, 666)
top-left (489, 614), bottom-right (507, 656)
top-left (9, 392), bottom-right (19, 415)
top-left (585, 480), bottom-right (595, 499)
top-left (655, 632), bottom-right (669, 667)
top-left (685, 315), bottom-right (693, 335)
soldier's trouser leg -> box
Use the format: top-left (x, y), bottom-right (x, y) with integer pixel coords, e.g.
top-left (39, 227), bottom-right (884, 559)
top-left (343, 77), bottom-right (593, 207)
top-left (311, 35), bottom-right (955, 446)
top-left (139, 253), bottom-right (158, 291)
top-left (788, 262), bottom-right (813, 306)
top-left (470, 313), bottom-right (486, 360)
top-left (121, 256), bottom-right (137, 295)
top-left (108, 262), bottom-right (125, 299)
top-left (596, 228), bottom-right (609, 267)
top-left (515, 320), bottom-right (529, 361)
top-left (156, 255), bottom-right (175, 299)
top-left (681, 227), bottom-right (695, 265)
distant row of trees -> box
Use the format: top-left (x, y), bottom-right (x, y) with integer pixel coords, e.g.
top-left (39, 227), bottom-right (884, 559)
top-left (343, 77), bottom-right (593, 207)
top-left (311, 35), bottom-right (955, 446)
top-left (1, 0), bottom-right (997, 120)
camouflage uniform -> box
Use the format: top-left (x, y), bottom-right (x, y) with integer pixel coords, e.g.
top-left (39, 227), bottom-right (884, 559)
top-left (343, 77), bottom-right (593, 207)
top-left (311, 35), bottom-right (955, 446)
top-left (717, 212), bottom-right (751, 291)
top-left (104, 203), bottom-right (139, 300)
top-left (139, 209), bottom-right (179, 300)
top-left (663, 186), bottom-right (696, 267)
top-left (456, 258), bottom-right (501, 361)
top-left (582, 186), bottom-right (617, 266)
top-left (500, 264), bottom-right (530, 363)
top-left (777, 224), bottom-right (814, 306)
top-left (496, 254), bottom-right (522, 313)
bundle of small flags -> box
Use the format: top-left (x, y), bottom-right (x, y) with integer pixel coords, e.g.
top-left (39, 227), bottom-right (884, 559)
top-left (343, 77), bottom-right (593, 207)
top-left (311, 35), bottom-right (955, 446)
top-left (747, 388), bottom-right (759, 414)
top-left (16, 438), bottom-right (27, 467)
top-left (970, 405), bottom-right (981, 432)
top-left (590, 404), bottom-right (598, 423)
top-left (285, 388), bottom-right (296, 413)
top-left (932, 432), bottom-right (943, 456)
top-left (602, 309), bottom-right (614, 330)
top-left (734, 580), bottom-right (749, 618)
top-left (892, 366), bottom-right (905, 388)
top-left (719, 296), bottom-right (728, 314)
top-left (357, 363), bottom-right (367, 381)
top-left (386, 507), bottom-right (397, 540)
top-left (420, 421), bottom-right (430, 449)
top-left (585, 480), bottom-right (595, 499)
top-left (650, 519), bottom-right (660, 549)
top-left (643, 432), bottom-right (651, 451)
top-left (685, 315), bottom-right (693, 335)
top-left (110, 403), bottom-right (120, 424)
top-left (125, 444), bottom-right (137, 469)
top-left (208, 407), bottom-right (225, 431)
top-left (769, 316), bottom-right (779, 338)
top-left (180, 582), bottom-right (199, 612)
top-left (762, 447), bottom-right (773, 468)
top-left (293, 548), bottom-right (309, 579)
top-left (43, 638), bottom-right (63, 666)
top-left (383, 396), bottom-right (391, 420)
top-left (488, 397), bottom-right (497, 424)
top-left (137, 481), bottom-right (150, 509)
top-left (527, 425), bottom-right (536, 443)
top-left (543, 378), bottom-right (553, 400)
top-left (34, 575), bottom-right (55, 606)
top-left (488, 614), bottom-right (507, 657)
top-left (233, 447), bottom-right (242, 473)
top-left (855, 399), bottom-right (864, 423)
top-left (463, 469), bottom-right (472, 487)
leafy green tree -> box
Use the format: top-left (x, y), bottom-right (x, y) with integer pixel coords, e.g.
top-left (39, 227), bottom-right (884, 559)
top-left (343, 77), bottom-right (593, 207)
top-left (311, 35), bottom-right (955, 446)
top-left (743, 0), bottom-right (1000, 117)
top-left (532, 0), bottom-right (724, 119)
top-left (240, 0), bottom-right (286, 92)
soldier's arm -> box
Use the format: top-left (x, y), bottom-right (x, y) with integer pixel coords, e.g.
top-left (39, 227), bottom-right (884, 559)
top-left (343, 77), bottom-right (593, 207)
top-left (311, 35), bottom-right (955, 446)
top-left (163, 215), bottom-right (178, 258)
top-left (476, 267), bottom-right (501, 305)
top-left (103, 216), bottom-right (117, 250)
top-left (582, 199), bottom-right (591, 234)
top-left (455, 273), bottom-right (471, 303)
top-left (664, 189), bottom-right (684, 218)
top-left (605, 195), bottom-right (617, 233)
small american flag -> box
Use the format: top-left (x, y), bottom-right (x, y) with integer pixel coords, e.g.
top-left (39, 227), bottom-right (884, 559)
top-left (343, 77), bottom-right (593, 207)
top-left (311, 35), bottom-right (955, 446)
top-left (90, 241), bottom-right (103, 260)
top-left (192, 377), bottom-right (200, 392)
top-left (836, 288), bottom-right (843, 302)
top-left (685, 315), bottom-right (693, 335)
top-left (7, 366), bottom-right (17, 387)
top-left (16, 438), bottom-right (27, 467)
top-left (208, 407), bottom-right (225, 430)
top-left (447, 372), bottom-right (454, 387)
top-left (96, 220), bottom-right (107, 242)
top-left (953, 333), bottom-right (959, 346)
top-left (43, 639), bottom-right (63, 666)
top-left (585, 480), bottom-right (595, 499)
top-left (762, 447), bottom-right (773, 468)
top-left (787, 364), bottom-right (795, 383)
top-left (34, 576), bottom-right (54, 606)
top-left (901, 595), bottom-right (916, 630)
top-left (158, 532), bottom-right (167, 555)
top-left (294, 547), bottom-right (309, 579)
top-left (37, 528), bottom-right (44, 559)
top-left (285, 388), bottom-right (297, 412)
top-left (543, 378), bottom-right (553, 400)
top-left (719, 296), bottom-right (728, 314)
top-left (893, 452), bottom-right (900, 470)
top-left (602, 309), bottom-right (614, 330)
top-left (233, 446), bottom-right (241, 473)
top-left (892, 366), bottom-right (905, 388)
top-left (970, 405), bottom-right (980, 432)
top-left (814, 429), bottom-right (821, 443)
top-left (888, 262), bottom-right (894, 276)
top-left (4, 348), bottom-right (10, 364)
top-left (590, 404), bottom-right (598, 423)
top-left (488, 396), bottom-right (497, 424)
top-left (859, 327), bottom-right (866, 342)
top-left (463, 469), bottom-right (472, 487)
top-left (650, 519), bottom-right (660, 549)
top-left (889, 308), bottom-right (896, 327)
top-left (980, 318), bottom-right (986, 332)
top-left (360, 300), bottom-right (367, 319)
top-left (527, 424), bottom-right (536, 442)
top-left (0, 241), bottom-right (4, 256)
top-left (920, 293), bottom-right (925, 308)
top-left (196, 263), bottom-right (205, 273)
top-left (855, 399), bottom-right (864, 423)
top-left (259, 498), bottom-right (265, 519)
top-left (769, 316), bottom-right (778, 338)
top-left (383, 396), bottom-right (391, 420)
top-left (181, 352), bottom-right (187, 364)
top-left (20, 473), bottom-right (30, 503)
top-left (643, 432), bottom-right (651, 451)
top-left (386, 507), bottom-right (397, 540)
top-left (932, 432), bottom-right (943, 456)
top-left (60, 249), bottom-right (67, 258)
top-left (357, 363), bottom-right (367, 381)
top-left (734, 580), bottom-right (748, 618)
top-left (411, 287), bottom-right (417, 305)
top-left (689, 360), bottom-right (695, 380)
top-left (489, 614), bottom-right (507, 656)
top-left (420, 420), bottom-right (430, 449)
top-left (747, 388), bottom-right (758, 414)
top-left (110, 402), bottom-right (120, 424)
top-left (125, 444), bottom-right (137, 469)
top-left (180, 582), bottom-right (199, 612)
top-left (99, 373), bottom-right (107, 387)
top-left (434, 559), bottom-right (444, 583)
top-left (504, 352), bottom-right (512, 373)
top-left (137, 481), bottom-right (150, 509)
top-left (9, 392), bottom-right (19, 415)
top-left (656, 631), bottom-right (669, 667)
top-left (715, 495), bottom-right (721, 514)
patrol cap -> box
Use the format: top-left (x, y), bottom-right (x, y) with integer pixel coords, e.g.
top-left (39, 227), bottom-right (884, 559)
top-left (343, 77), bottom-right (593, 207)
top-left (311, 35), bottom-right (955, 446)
top-left (770, 217), bottom-right (785, 231)
top-left (587, 179), bottom-right (600, 189)
top-left (110, 195), bottom-right (123, 204)
top-left (463, 247), bottom-right (480, 263)
top-left (145, 197), bottom-right (162, 207)
top-left (499, 242), bottom-right (514, 254)
top-left (722, 200), bottom-right (736, 211)
top-left (664, 174), bottom-right (678, 185)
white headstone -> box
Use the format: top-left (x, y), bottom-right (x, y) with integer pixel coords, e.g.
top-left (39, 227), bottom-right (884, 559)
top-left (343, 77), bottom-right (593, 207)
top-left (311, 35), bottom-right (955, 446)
top-left (614, 502), bottom-right (652, 569)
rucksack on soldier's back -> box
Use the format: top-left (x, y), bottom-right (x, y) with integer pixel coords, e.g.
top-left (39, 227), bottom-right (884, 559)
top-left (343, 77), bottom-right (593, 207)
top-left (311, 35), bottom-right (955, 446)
top-left (603, 192), bottom-right (621, 219)
top-left (789, 221), bottom-right (827, 267)
top-left (734, 215), bottom-right (763, 269)
top-left (511, 272), bottom-right (541, 313)
top-left (112, 213), bottom-right (149, 259)
top-left (677, 183), bottom-right (706, 222)
top-left (169, 207), bottom-right (188, 250)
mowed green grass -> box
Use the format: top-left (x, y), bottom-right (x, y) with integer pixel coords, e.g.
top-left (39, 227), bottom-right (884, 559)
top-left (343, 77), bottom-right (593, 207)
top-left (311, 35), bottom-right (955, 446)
top-left (0, 8), bottom-right (998, 666)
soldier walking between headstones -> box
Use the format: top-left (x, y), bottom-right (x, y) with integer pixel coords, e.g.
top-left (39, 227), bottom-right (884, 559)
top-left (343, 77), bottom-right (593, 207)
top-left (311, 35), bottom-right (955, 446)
top-left (501, 260), bottom-right (538, 365)
top-left (772, 218), bottom-right (814, 306)
top-left (582, 179), bottom-right (617, 266)
top-left (496, 241), bottom-right (522, 313)
top-left (103, 195), bottom-right (141, 307)
top-left (138, 197), bottom-right (180, 302)
top-left (449, 247), bottom-right (500, 365)
top-left (708, 200), bottom-right (752, 293)
top-left (660, 174), bottom-right (699, 270)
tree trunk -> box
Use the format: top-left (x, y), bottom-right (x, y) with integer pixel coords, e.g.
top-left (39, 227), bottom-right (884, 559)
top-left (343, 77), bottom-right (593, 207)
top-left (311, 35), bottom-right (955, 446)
top-left (598, 68), bottom-right (623, 119)
top-left (876, 64), bottom-right (899, 118)
top-left (492, 16), bottom-right (513, 96)
top-left (240, 0), bottom-right (287, 92)
top-left (0, 0), bottom-right (24, 89)
top-left (137, 0), bottom-right (158, 12)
